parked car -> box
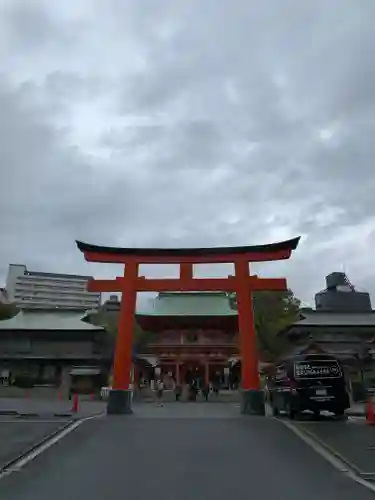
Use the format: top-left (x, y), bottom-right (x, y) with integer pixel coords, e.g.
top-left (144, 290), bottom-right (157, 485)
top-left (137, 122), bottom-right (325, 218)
top-left (268, 353), bottom-right (350, 419)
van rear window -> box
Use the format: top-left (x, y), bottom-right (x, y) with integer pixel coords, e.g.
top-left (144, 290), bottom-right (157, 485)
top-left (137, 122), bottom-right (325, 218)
top-left (294, 360), bottom-right (342, 379)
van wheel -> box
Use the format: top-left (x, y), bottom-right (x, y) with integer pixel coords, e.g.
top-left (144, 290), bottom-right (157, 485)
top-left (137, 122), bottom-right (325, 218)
top-left (313, 410), bottom-right (320, 420)
top-left (272, 405), bottom-right (279, 417)
top-left (334, 410), bottom-right (346, 420)
top-left (286, 403), bottom-right (295, 420)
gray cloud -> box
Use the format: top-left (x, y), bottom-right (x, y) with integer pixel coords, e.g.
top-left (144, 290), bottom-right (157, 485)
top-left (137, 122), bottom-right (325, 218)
top-left (1, 0), bottom-right (375, 307)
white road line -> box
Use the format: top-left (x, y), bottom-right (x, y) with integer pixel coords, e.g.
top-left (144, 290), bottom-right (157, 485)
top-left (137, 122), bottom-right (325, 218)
top-left (0, 413), bottom-right (104, 478)
top-left (281, 419), bottom-right (375, 494)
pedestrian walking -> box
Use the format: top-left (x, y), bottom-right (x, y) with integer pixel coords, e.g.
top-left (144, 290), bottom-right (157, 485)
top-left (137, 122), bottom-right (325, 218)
top-left (156, 379), bottom-right (164, 406)
top-left (202, 384), bottom-right (209, 401)
top-left (213, 381), bottom-right (220, 397)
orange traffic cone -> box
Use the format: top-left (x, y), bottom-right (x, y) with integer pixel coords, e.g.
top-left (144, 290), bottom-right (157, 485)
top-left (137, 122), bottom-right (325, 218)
top-left (90, 392), bottom-right (95, 401)
top-left (366, 397), bottom-right (375, 425)
top-left (71, 393), bottom-right (79, 413)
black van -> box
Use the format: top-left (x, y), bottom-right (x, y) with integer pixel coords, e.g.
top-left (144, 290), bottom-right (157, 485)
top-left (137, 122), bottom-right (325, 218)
top-left (268, 353), bottom-right (350, 419)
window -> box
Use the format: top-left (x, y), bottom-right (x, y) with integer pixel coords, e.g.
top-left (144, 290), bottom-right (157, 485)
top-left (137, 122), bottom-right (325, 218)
top-left (185, 332), bottom-right (198, 343)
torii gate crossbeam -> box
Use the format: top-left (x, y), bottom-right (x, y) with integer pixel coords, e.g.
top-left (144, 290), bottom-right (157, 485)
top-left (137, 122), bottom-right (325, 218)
top-left (76, 237), bottom-right (300, 415)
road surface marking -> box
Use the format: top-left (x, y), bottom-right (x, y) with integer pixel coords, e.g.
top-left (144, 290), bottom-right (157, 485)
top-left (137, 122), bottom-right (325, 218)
top-left (0, 412), bottom-right (105, 479)
top-left (281, 419), bottom-right (375, 493)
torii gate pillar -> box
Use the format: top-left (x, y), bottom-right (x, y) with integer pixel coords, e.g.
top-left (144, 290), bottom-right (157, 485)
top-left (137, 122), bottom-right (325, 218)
top-left (76, 237), bottom-right (300, 415)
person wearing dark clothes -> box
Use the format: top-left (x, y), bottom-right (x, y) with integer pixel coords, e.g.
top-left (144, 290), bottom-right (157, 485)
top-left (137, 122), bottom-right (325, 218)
top-left (174, 384), bottom-right (182, 401)
top-left (188, 383), bottom-right (197, 401)
top-left (202, 385), bottom-right (209, 401)
top-left (213, 381), bottom-right (220, 397)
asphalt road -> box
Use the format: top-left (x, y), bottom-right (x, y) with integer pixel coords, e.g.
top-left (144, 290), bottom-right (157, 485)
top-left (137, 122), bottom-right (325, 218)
top-left (294, 417), bottom-right (375, 476)
top-left (0, 403), bottom-right (374, 500)
top-left (0, 419), bottom-right (70, 470)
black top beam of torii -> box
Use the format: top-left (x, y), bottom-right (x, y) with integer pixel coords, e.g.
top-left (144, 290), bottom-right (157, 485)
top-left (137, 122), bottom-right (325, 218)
top-left (76, 236), bottom-right (300, 258)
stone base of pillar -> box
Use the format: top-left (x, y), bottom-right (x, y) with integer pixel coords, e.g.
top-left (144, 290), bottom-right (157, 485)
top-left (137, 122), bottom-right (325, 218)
top-left (240, 389), bottom-right (265, 416)
top-left (107, 389), bottom-right (133, 415)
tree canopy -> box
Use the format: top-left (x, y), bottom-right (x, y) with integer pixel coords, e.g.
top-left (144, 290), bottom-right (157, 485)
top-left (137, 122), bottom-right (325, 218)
top-left (82, 309), bottom-right (149, 353)
top-left (229, 290), bottom-right (301, 360)
top-left (0, 303), bottom-right (18, 321)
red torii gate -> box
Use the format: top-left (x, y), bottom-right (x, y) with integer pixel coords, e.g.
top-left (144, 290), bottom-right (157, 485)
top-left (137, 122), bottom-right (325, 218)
top-left (76, 237), bottom-right (300, 415)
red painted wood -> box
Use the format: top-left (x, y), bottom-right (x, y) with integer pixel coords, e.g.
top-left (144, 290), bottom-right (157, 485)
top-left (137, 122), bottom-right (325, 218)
top-left (111, 262), bottom-right (138, 391)
top-left (235, 259), bottom-right (260, 391)
top-left (86, 278), bottom-right (123, 293)
top-left (135, 277), bottom-right (236, 292)
top-left (78, 243), bottom-right (297, 397)
top-left (180, 263), bottom-right (193, 281)
top-left (86, 275), bottom-right (286, 294)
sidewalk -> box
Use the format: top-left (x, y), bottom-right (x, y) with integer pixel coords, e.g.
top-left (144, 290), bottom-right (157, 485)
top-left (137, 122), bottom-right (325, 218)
top-left (0, 397), bottom-right (106, 418)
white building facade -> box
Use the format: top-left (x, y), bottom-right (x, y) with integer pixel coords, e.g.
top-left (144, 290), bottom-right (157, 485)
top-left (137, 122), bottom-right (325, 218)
top-left (6, 264), bottom-right (101, 311)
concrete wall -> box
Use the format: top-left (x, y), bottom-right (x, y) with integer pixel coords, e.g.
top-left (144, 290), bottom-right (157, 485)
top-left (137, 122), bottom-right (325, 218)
top-left (0, 339), bottom-right (99, 358)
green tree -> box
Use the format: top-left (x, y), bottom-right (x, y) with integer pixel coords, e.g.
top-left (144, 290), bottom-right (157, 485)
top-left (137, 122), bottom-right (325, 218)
top-left (82, 309), bottom-right (149, 353)
top-left (228, 290), bottom-right (300, 360)
top-left (0, 303), bottom-right (18, 321)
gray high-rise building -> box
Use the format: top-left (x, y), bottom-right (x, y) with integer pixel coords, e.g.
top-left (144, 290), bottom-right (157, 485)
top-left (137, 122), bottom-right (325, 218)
top-left (6, 264), bottom-right (101, 311)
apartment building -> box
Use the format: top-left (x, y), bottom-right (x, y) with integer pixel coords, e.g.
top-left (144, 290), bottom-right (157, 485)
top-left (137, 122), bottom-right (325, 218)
top-left (6, 264), bottom-right (101, 311)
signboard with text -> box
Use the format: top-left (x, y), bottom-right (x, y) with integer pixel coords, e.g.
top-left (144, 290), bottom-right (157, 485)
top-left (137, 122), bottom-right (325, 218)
top-left (294, 360), bottom-right (342, 379)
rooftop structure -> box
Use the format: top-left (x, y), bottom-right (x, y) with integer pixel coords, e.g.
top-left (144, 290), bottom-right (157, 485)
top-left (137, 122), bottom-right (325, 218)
top-left (0, 309), bottom-right (104, 331)
top-left (315, 272), bottom-right (371, 312)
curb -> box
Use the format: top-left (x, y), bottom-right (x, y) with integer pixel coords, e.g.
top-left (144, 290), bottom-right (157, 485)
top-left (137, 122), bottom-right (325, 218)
top-left (0, 418), bottom-right (78, 474)
top-left (295, 423), bottom-right (366, 478)
top-left (346, 411), bottom-right (365, 417)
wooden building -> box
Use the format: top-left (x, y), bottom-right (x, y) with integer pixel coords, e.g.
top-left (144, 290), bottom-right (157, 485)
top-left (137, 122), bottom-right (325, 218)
top-left (0, 309), bottom-right (111, 393)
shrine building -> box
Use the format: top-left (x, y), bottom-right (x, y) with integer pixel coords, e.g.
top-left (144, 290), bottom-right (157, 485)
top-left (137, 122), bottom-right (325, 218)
top-left (136, 291), bottom-right (240, 388)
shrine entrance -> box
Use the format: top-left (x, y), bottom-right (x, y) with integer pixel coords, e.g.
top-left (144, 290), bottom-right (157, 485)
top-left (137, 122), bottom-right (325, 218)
top-left (76, 237), bottom-right (300, 415)
top-left (183, 362), bottom-right (204, 387)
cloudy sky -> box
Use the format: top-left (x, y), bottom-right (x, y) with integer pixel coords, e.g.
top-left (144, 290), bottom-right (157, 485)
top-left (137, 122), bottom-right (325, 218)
top-left (1, 0), bottom-right (374, 307)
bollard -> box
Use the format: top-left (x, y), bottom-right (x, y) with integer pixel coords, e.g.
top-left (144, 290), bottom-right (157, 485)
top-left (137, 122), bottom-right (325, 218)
top-left (72, 393), bottom-right (79, 413)
top-left (57, 388), bottom-right (63, 401)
